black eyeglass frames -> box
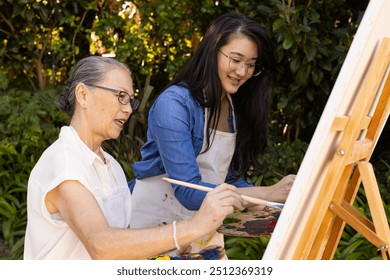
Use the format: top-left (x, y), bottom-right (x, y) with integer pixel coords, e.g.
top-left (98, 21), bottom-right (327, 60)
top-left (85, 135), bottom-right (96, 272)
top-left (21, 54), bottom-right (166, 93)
top-left (84, 83), bottom-right (139, 110)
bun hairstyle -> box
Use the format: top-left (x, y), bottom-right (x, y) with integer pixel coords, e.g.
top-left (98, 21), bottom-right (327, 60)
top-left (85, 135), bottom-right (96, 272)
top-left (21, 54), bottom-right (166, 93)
top-left (57, 80), bottom-right (74, 116)
top-left (56, 56), bottom-right (131, 117)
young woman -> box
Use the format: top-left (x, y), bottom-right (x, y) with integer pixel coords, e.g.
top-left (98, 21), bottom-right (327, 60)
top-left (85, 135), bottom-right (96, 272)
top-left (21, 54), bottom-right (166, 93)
top-left (24, 56), bottom-right (244, 259)
top-left (129, 12), bottom-right (295, 256)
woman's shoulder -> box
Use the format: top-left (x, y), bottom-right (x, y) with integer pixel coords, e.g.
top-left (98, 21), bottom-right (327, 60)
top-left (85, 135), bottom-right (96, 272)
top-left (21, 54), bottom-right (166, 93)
top-left (148, 85), bottom-right (204, 126)
top-left (34, 127), bottom-right (93, 171)
top-left (32, 133), bottom-right (82, 171)
top-left (156, 84), bottom-right (198, 106)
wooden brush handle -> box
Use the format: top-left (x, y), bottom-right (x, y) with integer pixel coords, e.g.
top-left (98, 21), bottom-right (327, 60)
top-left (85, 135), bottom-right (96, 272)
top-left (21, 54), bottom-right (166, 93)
top-left (162, 177), bottom-right (274, 206)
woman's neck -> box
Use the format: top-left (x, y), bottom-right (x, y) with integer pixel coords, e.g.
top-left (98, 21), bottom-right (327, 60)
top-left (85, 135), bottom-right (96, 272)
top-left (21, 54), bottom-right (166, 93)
top-left (210, 94), bottom-right (231, 132)
top-left (70, 119), bottom-right (103, 155)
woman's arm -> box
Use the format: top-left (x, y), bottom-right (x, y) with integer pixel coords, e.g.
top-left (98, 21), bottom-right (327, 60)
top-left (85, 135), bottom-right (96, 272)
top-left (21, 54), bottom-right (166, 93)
top-left (45, 180), bottom-right (243, 259)
top-left (237, 174), bottom-right (296, 204)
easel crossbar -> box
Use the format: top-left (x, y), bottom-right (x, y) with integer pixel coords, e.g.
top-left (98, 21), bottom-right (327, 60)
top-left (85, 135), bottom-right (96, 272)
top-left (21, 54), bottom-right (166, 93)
top-left (329, 200), bottom-right (387, 250)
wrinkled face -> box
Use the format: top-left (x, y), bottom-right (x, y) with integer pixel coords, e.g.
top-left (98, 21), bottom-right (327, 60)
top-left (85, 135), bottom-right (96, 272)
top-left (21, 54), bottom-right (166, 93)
top-left (217, 34), bottom-right (258, 95)
top-left (85, 68), bottom-right (134, 141)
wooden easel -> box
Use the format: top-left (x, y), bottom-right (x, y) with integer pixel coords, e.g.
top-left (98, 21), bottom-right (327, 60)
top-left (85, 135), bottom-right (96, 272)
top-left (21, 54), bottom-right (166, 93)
top-left (292, 37), bottom-right (390, 260)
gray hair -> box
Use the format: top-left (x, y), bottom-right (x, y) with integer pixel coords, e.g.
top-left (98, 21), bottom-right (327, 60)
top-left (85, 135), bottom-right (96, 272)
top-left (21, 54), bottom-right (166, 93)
top-left (57, 56), bottom-right (131, 116)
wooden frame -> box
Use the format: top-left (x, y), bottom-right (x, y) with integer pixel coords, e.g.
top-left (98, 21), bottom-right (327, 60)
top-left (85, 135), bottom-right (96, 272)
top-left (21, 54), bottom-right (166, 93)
top-left (263, 0), bottom-right (390, 260)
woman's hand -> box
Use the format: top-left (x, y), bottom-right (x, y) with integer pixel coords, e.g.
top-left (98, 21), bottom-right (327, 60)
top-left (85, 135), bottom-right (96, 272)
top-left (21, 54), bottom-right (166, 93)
top-left (266, 174), bottom-right (296, 203)
top-left (192, 183), bottom-right (244, 232)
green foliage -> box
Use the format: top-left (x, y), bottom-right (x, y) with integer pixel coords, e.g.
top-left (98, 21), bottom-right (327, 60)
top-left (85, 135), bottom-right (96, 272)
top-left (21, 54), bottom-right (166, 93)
top-left (0, 0), bottom-right (97, 89)
top-left (0, 0), bottom-right (367, 142)
top-left (225, 236), bottom-right (270, 260)
top-left (372, 141), bottom-right (390, 205)
top-left (336, 230), bottom-right (381, 260)
top-left (256, 0), bottom-right (361, 143)
top-left (249, 139), bottom-right (308, 186)
top-left (0, 73), bottom-right (67, 259)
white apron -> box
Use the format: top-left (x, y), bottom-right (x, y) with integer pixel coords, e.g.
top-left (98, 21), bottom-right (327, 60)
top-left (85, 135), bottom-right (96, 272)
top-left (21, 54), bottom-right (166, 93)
top-left (130, 94), bottom-right (236, 257)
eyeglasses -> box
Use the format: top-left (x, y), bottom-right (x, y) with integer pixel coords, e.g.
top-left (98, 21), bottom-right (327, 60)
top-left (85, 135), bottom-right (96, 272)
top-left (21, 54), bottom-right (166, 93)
top-left (219, 50), bottom-right (264, 77)
top-left (84, 83), bottom-right (139, 110)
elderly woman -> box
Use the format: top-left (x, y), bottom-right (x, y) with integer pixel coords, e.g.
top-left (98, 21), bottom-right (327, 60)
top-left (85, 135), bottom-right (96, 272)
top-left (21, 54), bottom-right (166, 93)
top-left (23, 56), bottom-right (244, 260)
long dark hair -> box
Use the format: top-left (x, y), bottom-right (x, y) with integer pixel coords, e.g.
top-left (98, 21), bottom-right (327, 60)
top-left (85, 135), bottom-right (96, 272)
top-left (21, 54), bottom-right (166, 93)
top-left (168, 11), bottom-right (275, 180)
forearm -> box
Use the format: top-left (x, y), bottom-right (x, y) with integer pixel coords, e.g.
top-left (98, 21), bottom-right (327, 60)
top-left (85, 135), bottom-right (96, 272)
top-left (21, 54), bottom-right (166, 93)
top-left (86, 219), bottom-right (203, 260)
top-left (236, 174), bottom-right (296, 204)
top-left (86, 184), bottom-right (245, 259)
top-left (237, 186), bottom-right (270, 201)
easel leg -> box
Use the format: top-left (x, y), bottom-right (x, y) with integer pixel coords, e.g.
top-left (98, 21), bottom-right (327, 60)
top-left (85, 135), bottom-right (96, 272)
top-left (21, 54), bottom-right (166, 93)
top-left (380, 245), bottom-right (389, 260)
top-left (358, 162), bottom-right (390, 259)
top-left (320, 165), bottom-right (360, 259)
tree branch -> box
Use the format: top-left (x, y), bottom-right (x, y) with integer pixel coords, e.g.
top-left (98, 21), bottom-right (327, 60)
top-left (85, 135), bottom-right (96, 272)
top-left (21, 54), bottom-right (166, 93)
top-left (0, 12), bottom-right (15, 33)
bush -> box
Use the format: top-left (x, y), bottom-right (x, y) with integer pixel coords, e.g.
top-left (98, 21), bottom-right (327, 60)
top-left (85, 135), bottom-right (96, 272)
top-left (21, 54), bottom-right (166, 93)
top-left (0, 72), bottom-right (67, 259)
top-left (248, 139), bottom-right (308, 186)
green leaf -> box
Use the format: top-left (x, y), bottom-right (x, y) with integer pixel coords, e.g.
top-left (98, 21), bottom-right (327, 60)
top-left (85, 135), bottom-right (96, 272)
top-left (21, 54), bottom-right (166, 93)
top-left (304, 45), bottom-right (317, 62)
top-left (296, 64), bottom-right (312, 86)
top-left (306, 88), bottom-right (314, 102)
top-left (282, 36), bottom-right (294, 50)
top-left (290, 55), bottom-right (301, 73)
top-left (277, 96), bottom-right (288, 109)
top-left (273, 18), bottom-right (285, 31)
top-left (311, 69), bottom-right (322, 85)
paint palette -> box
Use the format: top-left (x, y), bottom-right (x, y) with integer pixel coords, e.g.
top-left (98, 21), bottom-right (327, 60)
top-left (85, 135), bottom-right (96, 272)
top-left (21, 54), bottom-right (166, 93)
top-left (217, 206), bottom-right (282, 237)
top-left (147, 245), bottom-right (225, 260)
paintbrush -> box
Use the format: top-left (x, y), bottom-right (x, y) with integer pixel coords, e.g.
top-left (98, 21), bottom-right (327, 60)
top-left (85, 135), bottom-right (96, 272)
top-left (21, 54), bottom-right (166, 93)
top-left (162, 177), bottom-right (284, 209)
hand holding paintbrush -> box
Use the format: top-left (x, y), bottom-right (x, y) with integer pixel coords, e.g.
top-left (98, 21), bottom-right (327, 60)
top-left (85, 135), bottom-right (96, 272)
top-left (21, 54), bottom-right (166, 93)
top-left (162, 177), bottom-right (285, 209)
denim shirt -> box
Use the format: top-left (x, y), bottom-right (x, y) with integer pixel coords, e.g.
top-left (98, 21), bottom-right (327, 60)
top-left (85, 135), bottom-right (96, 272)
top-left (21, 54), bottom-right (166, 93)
top-left (129, 84), bottom-right (252, 210)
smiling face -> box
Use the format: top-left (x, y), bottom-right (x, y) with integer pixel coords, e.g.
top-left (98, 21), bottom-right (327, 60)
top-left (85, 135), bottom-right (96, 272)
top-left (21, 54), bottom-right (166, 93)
top-left (84, 68), bottom-right (134, 142)
top-left (217, 34), bottom-right (258, 95)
